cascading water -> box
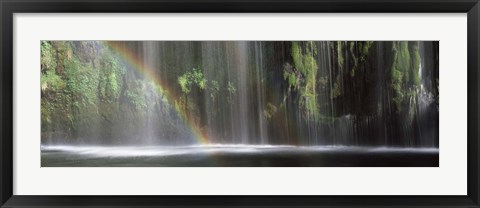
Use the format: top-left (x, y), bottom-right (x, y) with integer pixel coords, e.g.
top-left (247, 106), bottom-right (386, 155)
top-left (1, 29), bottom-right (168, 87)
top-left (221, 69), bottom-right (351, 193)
top-left (40, 41), bottom-right (439, 166)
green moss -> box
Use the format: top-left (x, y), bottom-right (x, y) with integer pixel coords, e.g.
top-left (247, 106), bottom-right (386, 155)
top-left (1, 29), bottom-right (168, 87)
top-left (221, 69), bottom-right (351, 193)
top-left (41, 70), bottom-right (65, 92)
top-left (283, 63), bottom-right (299, 89)
top-left (177, 67), bottom-right (207, 94)
top-left (97, 51), bottom-right (124, 102)
top-left (126, 82), bottom-right (147, 111)
top-left (178, 75), bottom-right (190, 93)
top-left (108, 72), bottom-right (119, 97)
top-left (346, 41), bottom-right (374, 77)
top-left (389, 41), bottom-right (422, 113)
top-left (227, 81), bottom-right (236, 94)
top-left (209, 80), bottom-right (220, 100)
top-left (65, 58), bottom-right (99, 106)
top-left (288, 73), bottom-right (297, 87)
top-left (348, 41), bottom-right (358, 77)
top-left (291, 42), bottom-right (304, 74)
top-left (362, 41), bottom-right (373, 57)
top-left (263, 102), bottom-right (278, 120)
top-left (41, 41), bottom-right (57, 72)
top-left (397, 42), bottom-right (411, 84)
top-left (290, 42), bottom-right (319, 118)
top-left (41, 41), bottom-right (175, 141)
top-left (337, 41), bottom-right (344, 68)
top-left (409, 42), bottom-right (421, 86)
top-left (332, 75), bottom-right (342, 98)
top-left (391, 54), bottom-right (404, 112)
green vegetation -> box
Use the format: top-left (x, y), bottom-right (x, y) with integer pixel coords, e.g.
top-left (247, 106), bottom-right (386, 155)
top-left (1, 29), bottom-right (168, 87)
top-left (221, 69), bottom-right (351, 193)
top-left (209, 80), bottom-right (220, 100)
top-left (178, 67), bottom-right (236, 104)
top-left (178, 67), bottom-right (207, 94)
top-left (263, 102), bottom-right (278, 120)
top-left (283, 63), bottom-right (299, 89)
top-left (349, 42), bottom-right (357, 77)
top-left (390, 41), bottom-right (421, 113)
top-left (41, 41), bottom-right (57, 72)
top-left (337, 41), bottom-right (344, 68)
top-left (286, 42), bottom-right (319, 118)
top-left (41, 41), bottom-right (160, 141)
top-left (227, 81), bottom-right (236, 94)
top-left (41, 41), bottom-right (437, 146)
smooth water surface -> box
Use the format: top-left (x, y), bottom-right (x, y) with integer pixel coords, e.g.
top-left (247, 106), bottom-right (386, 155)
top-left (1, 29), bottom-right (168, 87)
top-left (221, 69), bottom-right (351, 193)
top-left (41, 145), bottom-right (439, 167)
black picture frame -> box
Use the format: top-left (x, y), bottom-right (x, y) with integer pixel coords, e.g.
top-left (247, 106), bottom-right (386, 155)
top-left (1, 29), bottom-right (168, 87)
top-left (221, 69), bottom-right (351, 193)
top-left (1, 0), bottom-right (479, 207)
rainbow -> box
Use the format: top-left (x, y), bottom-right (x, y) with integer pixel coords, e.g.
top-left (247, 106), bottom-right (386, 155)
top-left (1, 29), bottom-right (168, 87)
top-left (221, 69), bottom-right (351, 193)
top-left (104, 41), bottom-right (210, 145)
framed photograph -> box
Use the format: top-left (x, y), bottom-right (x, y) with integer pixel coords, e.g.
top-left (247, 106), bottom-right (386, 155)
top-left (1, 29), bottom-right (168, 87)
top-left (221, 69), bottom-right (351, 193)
top-left (1, 0), bottom-right (479, 207)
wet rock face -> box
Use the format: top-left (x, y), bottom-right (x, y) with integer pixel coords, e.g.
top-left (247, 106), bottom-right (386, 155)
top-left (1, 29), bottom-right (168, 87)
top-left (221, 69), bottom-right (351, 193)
top-left (41, 41), bottom-right (439, 147)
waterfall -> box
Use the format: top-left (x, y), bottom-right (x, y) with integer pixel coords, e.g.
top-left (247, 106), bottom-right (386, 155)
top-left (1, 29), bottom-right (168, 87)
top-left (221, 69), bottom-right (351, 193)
top-left (41, 41), bottom-right (439, 148)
